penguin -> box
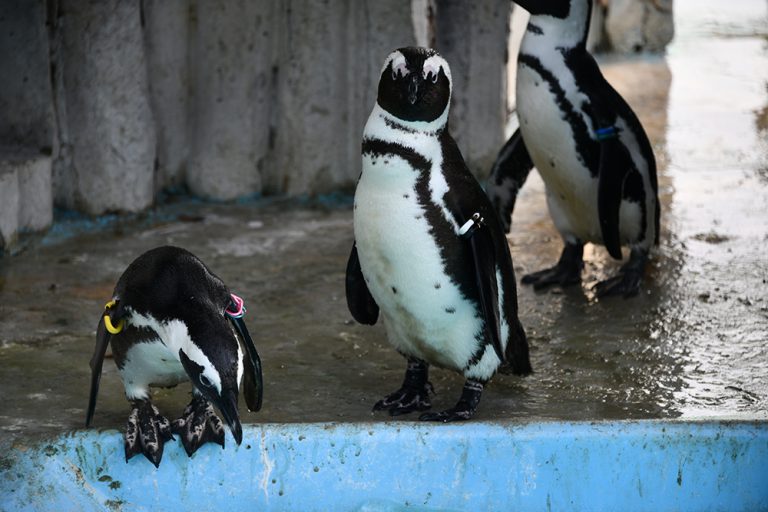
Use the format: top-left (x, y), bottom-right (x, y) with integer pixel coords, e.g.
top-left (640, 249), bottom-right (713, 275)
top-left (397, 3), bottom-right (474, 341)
top-left (346, 47), bottom-right (531, 422)
top-left (487, 0), bottom-right (660, 297)
top-left (86, 246), bottom-right (263, 467)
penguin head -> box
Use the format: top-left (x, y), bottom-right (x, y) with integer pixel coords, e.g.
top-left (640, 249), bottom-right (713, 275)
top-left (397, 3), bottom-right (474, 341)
top-left (515, 0), bottom-right (592, 47)
top-left (514, 0), bottom-right (572, 18)
top-left (376, 47), bottom-right (452, 126)
top-left (177, 313), bottom-right (246, 445)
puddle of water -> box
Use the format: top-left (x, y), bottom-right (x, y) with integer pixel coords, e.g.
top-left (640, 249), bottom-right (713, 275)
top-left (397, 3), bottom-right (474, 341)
top-left (0, 0), bottom-right (766, 445)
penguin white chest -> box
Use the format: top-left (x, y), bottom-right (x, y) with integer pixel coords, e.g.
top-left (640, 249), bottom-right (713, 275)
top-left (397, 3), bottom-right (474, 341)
top-left (516, 60), bottom-right (601, 242)
top-left (353, 154), bottom-right (482, 370)
top-left (119, 337), bottom-right (187, 400)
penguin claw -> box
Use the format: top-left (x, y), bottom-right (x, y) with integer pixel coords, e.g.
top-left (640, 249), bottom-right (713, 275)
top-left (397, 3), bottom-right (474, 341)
top-left (522, 266), bottom-right (582, 290)
top-left (418, 407), bottom-right (474, 422)
top-left (521, 243), bottom-right (584, 290)
top-left (372, 381), bottom-right (434, 416)
top-left (124, 400), bottom-right (174, 467)
top-left (419, 379), bottom-right (483, 423)
top-left (594, 248), bottom-right (647, 298)
top-left (593, 270), bottom-right (642, 298)
top-left (172, 396), bottom-right (226, 457)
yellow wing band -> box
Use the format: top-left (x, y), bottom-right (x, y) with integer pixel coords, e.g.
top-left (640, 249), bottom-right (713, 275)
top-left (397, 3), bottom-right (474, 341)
top-left (103, 300), bottom-right (125, 334)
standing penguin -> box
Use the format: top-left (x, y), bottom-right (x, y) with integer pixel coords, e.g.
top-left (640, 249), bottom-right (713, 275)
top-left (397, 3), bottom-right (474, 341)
top-left (86, 246), bottom-right (263, 467)
top-left (347, 47), bottom-right (531, 422)
top-left (487, 0), bottom-right (660, 297)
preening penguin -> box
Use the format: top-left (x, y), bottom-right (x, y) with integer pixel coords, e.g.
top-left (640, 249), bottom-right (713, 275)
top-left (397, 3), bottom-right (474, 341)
top-left (347, 47), bottom-right (531, 422)
top-left (86, 246), bottom-right (263, 467)
top-left (487, 0), bottom-right (660, 297)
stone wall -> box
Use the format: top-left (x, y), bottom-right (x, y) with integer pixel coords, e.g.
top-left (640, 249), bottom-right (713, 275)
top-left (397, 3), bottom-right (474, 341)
top-left (585, 0), bottom-right (675, 54)
top-left (0, 0), bottom-right (54, 250)
top-left (0, 0), bottom-right (673, 252)
top-left (435, 0), bottom-right (511, 175)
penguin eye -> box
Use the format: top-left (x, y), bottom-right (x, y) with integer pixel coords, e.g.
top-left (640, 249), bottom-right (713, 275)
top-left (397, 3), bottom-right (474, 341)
top-left (199, 374), bottom-right (213, 388)
top-left (391, 61), bottom-right (408, 80)
top-left (423, 63), bottom-right (441, 83)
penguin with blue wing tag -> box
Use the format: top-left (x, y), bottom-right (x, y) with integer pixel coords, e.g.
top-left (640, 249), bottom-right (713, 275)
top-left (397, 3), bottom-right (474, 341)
top-left (86, 246), bottom-right (263, 467)
top-left (487, 0), bottom-right (660, 298)
top-left (347, 47), bottom-right (532, 422)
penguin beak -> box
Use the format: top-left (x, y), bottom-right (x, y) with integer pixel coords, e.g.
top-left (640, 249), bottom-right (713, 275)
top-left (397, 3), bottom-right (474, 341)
top-left (217, 390), bottom-right (243, 445)
top-left (407, 74), bottom-right (420, 105)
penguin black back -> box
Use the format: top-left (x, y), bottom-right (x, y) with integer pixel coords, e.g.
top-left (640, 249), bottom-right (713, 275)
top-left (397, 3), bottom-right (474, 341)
top-left (87, 245), bottom-right (263, 466)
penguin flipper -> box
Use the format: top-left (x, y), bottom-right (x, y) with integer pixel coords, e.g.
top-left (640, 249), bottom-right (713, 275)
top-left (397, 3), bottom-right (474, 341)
top-left (597, 134), bottom-right (633, 260)
top-left (462, 217), bottom-right (504, 363)
top-left (345, 242), bottom-right (379, 325)
top-left (86, 317), bottom-right (110, 427)
top-left (486, 128), bottom-right (534, 233)
top-left (229, 316), bottom-right (263, 412)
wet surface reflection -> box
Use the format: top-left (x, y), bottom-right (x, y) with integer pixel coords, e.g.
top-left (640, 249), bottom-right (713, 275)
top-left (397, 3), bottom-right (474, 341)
top-left (1, 0), bottom-right (766, 444)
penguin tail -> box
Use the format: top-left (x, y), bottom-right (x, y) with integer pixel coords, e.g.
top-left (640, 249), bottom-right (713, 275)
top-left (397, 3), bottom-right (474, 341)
top-left (500, 319), bottom-right (532, 376)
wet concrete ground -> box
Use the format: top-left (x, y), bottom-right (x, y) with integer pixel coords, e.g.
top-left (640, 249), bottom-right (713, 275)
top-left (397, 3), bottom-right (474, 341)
top-left (1, 0), bottom-right (766, 445)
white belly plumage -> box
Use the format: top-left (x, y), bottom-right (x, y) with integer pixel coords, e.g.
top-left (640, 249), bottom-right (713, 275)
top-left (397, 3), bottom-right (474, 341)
top-left (354, 153), bottom-right (500, 377)
top-left (119, 338), bottom-right (187, 400)
top-left (516, 61), bottom-right (646, 247)
top-left (516, 63), bottom-right (603, 244)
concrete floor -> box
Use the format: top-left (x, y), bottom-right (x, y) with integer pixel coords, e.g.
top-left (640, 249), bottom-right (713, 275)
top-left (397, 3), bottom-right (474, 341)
top-left (0, 0), bottom-right (766, 445)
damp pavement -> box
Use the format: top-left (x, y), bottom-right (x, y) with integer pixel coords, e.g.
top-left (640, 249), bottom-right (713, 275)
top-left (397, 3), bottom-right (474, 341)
top-left (0, 0), bottom-right (766, 446)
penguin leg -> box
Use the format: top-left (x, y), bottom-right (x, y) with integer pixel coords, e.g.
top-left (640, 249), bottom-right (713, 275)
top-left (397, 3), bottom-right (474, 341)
top-left (594, 247), bottom-right (648, 298)
top-left (521, 241), bottom-right (584, 289)
top-left (124, 399), bottom-right (174, 468)
top-left (171, 393), bottom-right (226, 457)
top-left (373, 358), bottom-right (434, 416)
top-left (419, 379), bottom-right (484, 422)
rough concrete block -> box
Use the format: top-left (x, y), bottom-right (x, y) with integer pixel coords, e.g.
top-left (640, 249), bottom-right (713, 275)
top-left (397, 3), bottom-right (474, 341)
top-left (643, 0), bottom-right (674, 52)
top-left (185, 0), bottom-right (273, 200)
top-left (0, 1), bottom-right (55, 152)
top-left (341, 0), bottom-right (418, 191)
top-left (269, 0), bottom-right (347, 195)
top-left (0, 165), bottom-right (19, 251)
top-left (270, 0), bottom-right (416, 195)
top-left (17, 154), bottom-right (53, 231)
top-left (0, 149), bottom-right (54, 251)
top-left (606, 0), bottom-right (674, 53)
top-left (52, 0), bottom-right (155, 214)
top-left (143, 0), bottom-right (190, 193)
top-left (435, 0), bottom-right (511, 178)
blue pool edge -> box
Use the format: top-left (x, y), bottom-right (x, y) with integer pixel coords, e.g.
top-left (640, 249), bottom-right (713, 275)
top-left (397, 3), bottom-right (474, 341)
top-left (1, 420), bottom-right (767, 512)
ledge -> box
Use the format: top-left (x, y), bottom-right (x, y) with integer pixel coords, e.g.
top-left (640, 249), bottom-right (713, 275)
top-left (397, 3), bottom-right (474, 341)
top-left (2, 420), bottom-right (766, 511)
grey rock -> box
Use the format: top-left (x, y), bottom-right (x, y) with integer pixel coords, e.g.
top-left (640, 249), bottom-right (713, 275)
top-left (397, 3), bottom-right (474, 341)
top-left (0, 1), bottom-right (55, 152)
top-left (185, 0), bottom-right (272, 200)
top-left (606, 0), bottom-right (674, 53)
top-left (0, 166), bottom-right (19, 251)
top-left (435, 0), bottom-right (511, 178)
top-left (143, 0), bottom-right (190, 193)
top-left (270, 0), bottom-right (417, 195)
top-left (17, 154), bottom-right (53, 231)
top-left (52, 0), bottom-right (155, 214)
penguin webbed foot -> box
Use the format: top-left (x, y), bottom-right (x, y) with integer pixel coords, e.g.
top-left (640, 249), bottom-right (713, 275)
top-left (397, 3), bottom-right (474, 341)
top-left (593, 248), bottom-right (648, 298)
top-left (419, 380), bottom-right (484, 423)
top-left (373, 358), bottom-right (433, 416)
top-left (373, 381), bottom-right (434, 416)
top-left (521, 242), bottom-right (584, 290)
top-left (172, 395), bottom-right (226, 457)
top-left (124, 400), bottom-right (174, 468)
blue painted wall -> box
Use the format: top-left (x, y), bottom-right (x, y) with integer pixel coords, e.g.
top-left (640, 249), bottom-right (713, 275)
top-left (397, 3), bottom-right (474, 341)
top-left (2, 421), bottom-right (767, 511)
